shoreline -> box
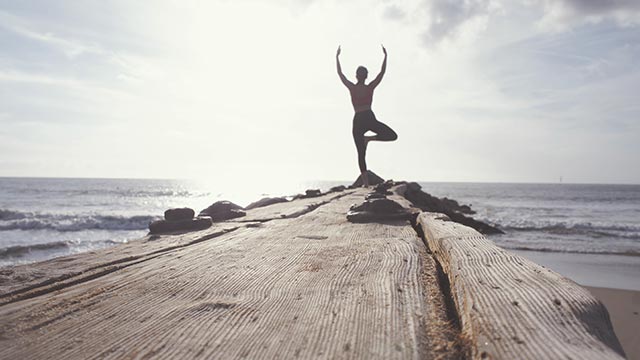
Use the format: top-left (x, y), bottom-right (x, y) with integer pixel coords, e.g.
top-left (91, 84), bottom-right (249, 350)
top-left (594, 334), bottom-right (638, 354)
top-left (512, 249), bottom-right (640, 291)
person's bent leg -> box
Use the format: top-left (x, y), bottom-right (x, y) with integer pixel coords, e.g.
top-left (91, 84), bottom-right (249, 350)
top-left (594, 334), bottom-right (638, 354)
top-left (369, 120), bottom-right (398, 142)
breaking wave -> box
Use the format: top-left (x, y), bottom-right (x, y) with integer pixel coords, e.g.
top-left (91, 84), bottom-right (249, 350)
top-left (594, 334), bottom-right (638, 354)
top-left (0, 209), bottom-right (159, 232)
top-left (0, 239), bottom-right (122, 259)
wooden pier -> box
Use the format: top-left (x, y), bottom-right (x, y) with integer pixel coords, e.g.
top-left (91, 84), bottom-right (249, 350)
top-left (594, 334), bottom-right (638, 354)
top-left (0, 185), bottom-right (626, 359)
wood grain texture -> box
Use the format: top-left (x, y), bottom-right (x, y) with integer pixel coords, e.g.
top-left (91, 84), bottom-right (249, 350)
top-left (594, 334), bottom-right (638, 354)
top-left (0, 189), bottom-right (458, 359)
top-left (417, 212), bottom-right (626, 360)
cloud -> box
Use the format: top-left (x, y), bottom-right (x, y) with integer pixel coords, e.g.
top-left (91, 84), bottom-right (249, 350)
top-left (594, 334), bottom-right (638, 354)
top-left (420, 0), bottom-right (500, 43)
top-left (382, 0), bottom-right (640, 46)
top-left (383, 4), bottom-right (407, 21)
top-left (536, 0), bottom-right (640, 29)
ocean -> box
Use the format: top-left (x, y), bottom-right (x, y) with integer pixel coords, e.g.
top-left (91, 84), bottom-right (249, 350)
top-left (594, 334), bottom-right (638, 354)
top-left (1, 178), bottom-right (639, 271)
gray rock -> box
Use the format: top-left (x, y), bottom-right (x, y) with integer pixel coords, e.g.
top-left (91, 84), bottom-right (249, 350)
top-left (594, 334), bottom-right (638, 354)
top-left (164, 208), bottom-right (195, 221)
top-left (304, 189), bottom-right (322, 198)
top-left (365, 192), bottom-right (387, 200)
top-left (149, 217), bottom-right (212, 234)
top-left (329, 185), bottom-right (347, 192)
top-left (245, 197), bottom-right (288, 210)
top-left (352, 170), bottom-right (385, 187)
top-left (199, 201), bottom-right (246, 221)
top-left (347, 198), bottom-right (414, 223)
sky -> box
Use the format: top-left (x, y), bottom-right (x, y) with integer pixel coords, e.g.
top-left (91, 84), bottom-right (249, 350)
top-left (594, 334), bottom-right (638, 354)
top-left (0, 0), bottom-right (639, 185)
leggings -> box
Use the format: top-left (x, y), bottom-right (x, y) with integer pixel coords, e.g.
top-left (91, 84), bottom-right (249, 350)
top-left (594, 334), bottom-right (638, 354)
top-left (352, 110), bottom-right (397, 173)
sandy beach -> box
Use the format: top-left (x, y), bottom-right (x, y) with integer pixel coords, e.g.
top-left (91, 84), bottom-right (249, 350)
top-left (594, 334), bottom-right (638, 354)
top-left (586, 287), bottom-right (640, 360)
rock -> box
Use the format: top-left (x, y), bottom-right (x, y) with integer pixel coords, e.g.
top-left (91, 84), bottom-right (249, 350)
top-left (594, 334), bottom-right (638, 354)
top-left (245, 197), bottom-right (288, 210)
top-left (352, 170), bottom-right (385, 187)
top-left (441, 197), bottom-right (476, 215)
top-left (329, 185), bottom-right (347, 192)
top-left (292, 189), bottom-right (323, 200)
top-left (164, 208), bottom-right (195, 221)
top-left (372, 181), bottom-right (393, 195)
top-left (149, 217), bottom-right (212, 234)
top-left (198, 201), bottom-right (246, 221)
top-left (401, 182), bottom-right (502, 234)
top-left (365, 192), bottom-right (387, 200)
top-left (304, 189), bottom-right (322, 198)
top-left (350, 198), bottom-right (405, 214)
top-left (347, 198), bottom-right (414, 223)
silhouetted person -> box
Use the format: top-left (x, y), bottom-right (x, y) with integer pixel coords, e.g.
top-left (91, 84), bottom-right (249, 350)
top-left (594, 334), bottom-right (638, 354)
top-left (336, 45), bottom-right (397, 187)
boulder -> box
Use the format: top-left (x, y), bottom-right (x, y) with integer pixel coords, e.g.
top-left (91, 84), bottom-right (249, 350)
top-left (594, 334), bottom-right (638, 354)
top-left (198, 201), bottom-right (246, 221)
top-left (164, 207), bottom-right (195, 221)
top-left (303, 189), bottom-right (322, 198)
top-left (149, 217), bottom-right (212, 234)
top-left (329, 185), bottom-right (347, 192)
top-left (352, 170), bottom-right (385, 187)
top-left (347, 198), bottom-right (414, 223)
top-left (245, 197), bottom-right (288, 210)
top-left (441, 197), bottom-right (475, 214)
top-left (372, 181), bottom-right (393, 195)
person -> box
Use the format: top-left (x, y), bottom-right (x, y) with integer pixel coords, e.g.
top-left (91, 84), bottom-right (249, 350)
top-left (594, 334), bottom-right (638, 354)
top-left (336, 45), bottom-right (397, 187)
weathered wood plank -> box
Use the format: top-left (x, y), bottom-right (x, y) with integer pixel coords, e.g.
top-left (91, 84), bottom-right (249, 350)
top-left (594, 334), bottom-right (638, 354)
top-left (417, 212), bottom-right (625, 359)
top-left (0, 190), bottom-right (458, 359)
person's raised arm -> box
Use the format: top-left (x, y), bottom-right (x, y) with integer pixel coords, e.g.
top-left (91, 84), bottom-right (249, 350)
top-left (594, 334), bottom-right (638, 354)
top-left (369, 45), bottom-right (387, 88)
top-left (336, 46), bottom-right (353, 88)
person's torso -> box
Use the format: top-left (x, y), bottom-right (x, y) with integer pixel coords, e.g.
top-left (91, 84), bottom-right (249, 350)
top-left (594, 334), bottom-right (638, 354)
top-left (349, 84), bottom-right (374, 113)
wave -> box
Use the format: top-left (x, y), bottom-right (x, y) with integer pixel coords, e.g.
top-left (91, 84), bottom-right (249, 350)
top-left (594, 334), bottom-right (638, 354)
top-left (500, 245), bottom-right (640, 257)
top-left (0, 209), bottom-right (28, 220)
top-left (0, 209), bottom-right (159, 232)
top-left (0, 239), bottom-right (121, 259)
top-left (497, 221), bottom-right (640, 240)
top-left (14, 188), bottom-right (208, 198)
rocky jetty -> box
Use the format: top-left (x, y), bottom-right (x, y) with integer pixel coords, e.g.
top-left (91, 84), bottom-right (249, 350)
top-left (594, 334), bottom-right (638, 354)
top-left (198, 201), bottom-right (246, 221)
top-left (398, 182), bottom-right (503, 234)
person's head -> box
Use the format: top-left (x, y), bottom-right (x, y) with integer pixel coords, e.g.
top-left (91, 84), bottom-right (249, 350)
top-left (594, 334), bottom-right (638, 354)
top-left (356, 66), bottom-right (368, 82)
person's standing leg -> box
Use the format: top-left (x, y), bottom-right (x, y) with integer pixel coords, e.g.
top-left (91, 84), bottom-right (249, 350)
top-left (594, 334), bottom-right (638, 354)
top-left (352, 117), bottom-right (369, 187)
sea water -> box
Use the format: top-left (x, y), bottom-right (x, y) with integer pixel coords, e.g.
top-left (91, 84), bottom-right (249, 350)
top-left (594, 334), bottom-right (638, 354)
top-left (1, 178), bottom-right (639, 270)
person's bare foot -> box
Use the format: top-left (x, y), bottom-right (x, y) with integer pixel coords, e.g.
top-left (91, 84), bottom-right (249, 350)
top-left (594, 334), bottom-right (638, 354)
top-left (364, 135), bottom-right (376, 148)
top-left (361, 171), bottom-right (370, 187)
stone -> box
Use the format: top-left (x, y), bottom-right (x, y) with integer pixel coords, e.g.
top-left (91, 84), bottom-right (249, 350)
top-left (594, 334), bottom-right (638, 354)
top-left (304, 189), bottom-right (322, 198)
top-left (329, 185), bottom-right (347, 192)
top-left (352, 171), bottom-right (385, 187)
top-left (346, 198), bottom-right (414, 223)
top-left (365, 192), bottom-right (387, 200)
top-left (245, 197), bottom-right (288, 210)
top-left (164, 208), bottom-right (195, 221)
top-left (372, 182), bottom-right (393, 195)
top-left (149, 217), bottom-right (212, 234)
top-left (198, 201), bottom-right (246, 221)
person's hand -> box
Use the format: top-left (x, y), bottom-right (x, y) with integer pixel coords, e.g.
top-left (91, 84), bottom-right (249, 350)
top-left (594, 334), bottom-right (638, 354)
top-left (337, 45), bottom-right (341, 57)
top-left (382, 44), bottom-right (387, 56)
